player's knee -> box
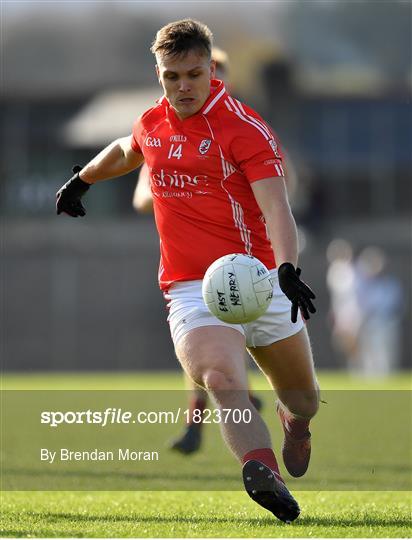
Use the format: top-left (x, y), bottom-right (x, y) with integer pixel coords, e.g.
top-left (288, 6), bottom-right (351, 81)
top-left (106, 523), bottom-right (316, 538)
top-left (203, 368), bottom-right (238, 392)
top-left (301, 392), bottom-right (319, 418)
top-left (283, 389), bottom-right (319, 419)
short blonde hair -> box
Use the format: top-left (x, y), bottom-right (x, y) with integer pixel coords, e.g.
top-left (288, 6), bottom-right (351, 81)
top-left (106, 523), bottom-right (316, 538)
top-left (151, 19), bottom-right (213, 60)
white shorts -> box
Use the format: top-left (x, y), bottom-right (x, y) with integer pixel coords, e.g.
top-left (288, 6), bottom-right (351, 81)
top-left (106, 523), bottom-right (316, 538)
top-left (165, 269), bottom-right (304, 348)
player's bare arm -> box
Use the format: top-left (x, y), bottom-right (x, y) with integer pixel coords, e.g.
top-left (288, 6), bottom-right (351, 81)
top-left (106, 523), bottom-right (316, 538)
top-left (56, 135), bottom-right (144, 217)
top-left (251, 177), bottom-right (316, 322)
top-left (251, 176), bottom-right (298, 266)
top-left (80, 135), bottom-right (144, 184)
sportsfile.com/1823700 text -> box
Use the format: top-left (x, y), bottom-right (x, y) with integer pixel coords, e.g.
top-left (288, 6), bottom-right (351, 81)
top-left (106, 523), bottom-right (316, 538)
top-left (40, 408), bottom-right (252, 428)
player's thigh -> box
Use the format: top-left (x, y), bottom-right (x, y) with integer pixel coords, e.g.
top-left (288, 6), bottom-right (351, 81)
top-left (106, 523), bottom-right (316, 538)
top-left (249, 327), bottom-right (319, 413)
top-left (175, 325), bottom-right (248, 390)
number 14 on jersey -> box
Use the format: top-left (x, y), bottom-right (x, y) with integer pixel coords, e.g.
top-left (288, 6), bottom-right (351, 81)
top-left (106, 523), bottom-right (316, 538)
top-left (168, 143), bottom-right (183, 160)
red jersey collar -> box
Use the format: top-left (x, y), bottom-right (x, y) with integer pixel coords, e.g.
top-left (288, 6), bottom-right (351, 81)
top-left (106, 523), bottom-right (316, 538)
top-left (200, 79), bottom-right (227, 115)
top-left (158, 79), bottom-right (227, 118)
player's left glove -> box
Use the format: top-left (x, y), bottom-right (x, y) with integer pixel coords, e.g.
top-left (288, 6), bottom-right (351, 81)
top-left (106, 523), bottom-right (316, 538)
top-left (278, 262), bottom-right (316, 323)
top-left (56, 165), bottom-right (90, 217)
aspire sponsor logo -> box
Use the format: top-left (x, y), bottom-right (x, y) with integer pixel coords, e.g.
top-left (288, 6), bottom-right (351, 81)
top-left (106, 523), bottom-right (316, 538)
top-left (151, 169), bottom-right (208, 189)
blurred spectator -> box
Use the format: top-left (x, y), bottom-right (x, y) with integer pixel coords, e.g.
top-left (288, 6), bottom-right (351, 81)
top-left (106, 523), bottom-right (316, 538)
top-left (354, 246), bottom-right (404, 377)
top-left (326, 239), bottom-right (362, 370)
top-left (327, 241), bottom-right (404, 377)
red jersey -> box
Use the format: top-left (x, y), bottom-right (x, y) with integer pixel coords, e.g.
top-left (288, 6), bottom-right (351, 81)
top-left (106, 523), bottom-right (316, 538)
top-left (131, 79), bottom-right (285, 290)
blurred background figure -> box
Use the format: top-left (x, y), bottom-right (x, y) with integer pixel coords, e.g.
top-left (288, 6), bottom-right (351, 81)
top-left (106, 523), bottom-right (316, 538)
top-left (326, 239), bottom-right (362, 371)
top-left (354, 246), bottom-right (404, 377)
top-left (327, 241), bottom-right (404, 378)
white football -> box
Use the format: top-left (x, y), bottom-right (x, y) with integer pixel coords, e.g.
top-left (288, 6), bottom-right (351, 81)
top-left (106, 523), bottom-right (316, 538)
top-left (202, 253), bottom-right (274, 324)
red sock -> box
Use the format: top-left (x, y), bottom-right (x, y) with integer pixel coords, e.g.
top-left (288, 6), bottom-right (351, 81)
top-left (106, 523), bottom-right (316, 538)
top-left (242, 448), bottom-right (281, 478)
top-left (187, 396), bottom-right (207, 427)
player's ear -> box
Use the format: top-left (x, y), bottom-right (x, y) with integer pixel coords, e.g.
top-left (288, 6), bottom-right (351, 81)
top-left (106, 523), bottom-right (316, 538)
top-left (210, 59), bottom-right (216, 80)
top-left (155, 65), bottom-right (161, 84)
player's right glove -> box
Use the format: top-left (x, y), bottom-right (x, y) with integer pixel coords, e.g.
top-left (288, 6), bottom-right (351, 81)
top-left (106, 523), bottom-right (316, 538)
top-left (56, 165), bottom-right (90, 217)
top-left (278, 262), bottom-right (316, 323)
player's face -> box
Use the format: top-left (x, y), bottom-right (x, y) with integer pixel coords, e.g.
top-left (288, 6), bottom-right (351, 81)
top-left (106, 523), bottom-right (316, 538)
top-left (156, 50), bottom-right (215, 120)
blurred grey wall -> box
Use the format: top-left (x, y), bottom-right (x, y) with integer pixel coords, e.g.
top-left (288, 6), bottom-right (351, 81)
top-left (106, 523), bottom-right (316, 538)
top-left (4, 218), bottom-right (174, 371)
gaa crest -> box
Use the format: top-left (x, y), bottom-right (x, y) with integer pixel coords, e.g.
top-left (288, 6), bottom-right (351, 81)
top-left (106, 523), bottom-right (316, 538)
top-left (199, 139), bottom-right (212, 155)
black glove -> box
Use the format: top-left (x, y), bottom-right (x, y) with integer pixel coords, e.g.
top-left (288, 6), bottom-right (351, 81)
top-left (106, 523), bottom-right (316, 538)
top-left (278, 262), bottom-right (316, 323)
top-left (56, 165), bottom-right (90, 217)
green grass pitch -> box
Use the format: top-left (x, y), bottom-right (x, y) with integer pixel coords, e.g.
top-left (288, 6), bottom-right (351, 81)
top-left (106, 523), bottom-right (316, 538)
top-left (1, 370), bottom-right (411, 538)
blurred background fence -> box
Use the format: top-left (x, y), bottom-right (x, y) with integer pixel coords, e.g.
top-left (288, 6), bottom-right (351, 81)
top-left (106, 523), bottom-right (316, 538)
top-left (2, 1), bottom-right (411, 372)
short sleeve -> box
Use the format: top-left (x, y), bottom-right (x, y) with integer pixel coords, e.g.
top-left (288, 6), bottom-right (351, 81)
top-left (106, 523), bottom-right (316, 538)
top-left (229, 114), bottom-right (285, 183)
top-left (131, 117), bottom-right (143, 154)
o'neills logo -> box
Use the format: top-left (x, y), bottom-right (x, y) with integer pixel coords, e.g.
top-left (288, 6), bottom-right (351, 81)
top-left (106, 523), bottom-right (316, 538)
top-left (145, 136), bottom-right (161, 147)
top-left (170, 134), bottom-right (187, 142)
top-left (199, 139), bottom-right (212, 155)
top-left (152, 169), bottom-right (208, 188)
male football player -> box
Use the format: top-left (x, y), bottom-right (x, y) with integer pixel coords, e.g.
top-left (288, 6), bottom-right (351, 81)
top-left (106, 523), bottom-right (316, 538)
top-left (56, 19), bottom-right (318, 523)
top-left (133, 46), bottom-right (263, 455)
